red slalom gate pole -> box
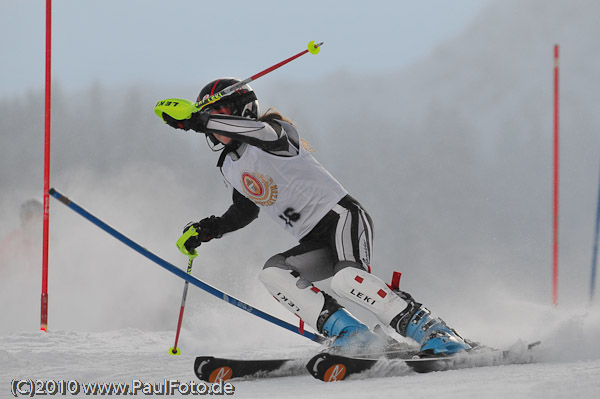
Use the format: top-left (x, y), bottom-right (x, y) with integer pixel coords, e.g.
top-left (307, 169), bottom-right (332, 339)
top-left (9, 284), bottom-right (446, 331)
top-left (41, 0), bottom-right (52, 332)
top-left (552, 44), bottom-right (560, 306)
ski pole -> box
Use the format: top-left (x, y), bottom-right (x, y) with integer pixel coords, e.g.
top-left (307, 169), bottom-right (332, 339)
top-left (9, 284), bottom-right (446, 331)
top-left (169, 257), bottom-right (194, 355)
top-left (49, 188), bottom-right (326, 344)
top-left (194, 40), bottom-right (323, 111)
top-left (155, 41), bottom-right (323, 120)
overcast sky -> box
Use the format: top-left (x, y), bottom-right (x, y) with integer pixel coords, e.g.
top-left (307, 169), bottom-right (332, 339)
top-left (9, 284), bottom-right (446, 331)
top-left (1, 0), bottom-right (490, 99)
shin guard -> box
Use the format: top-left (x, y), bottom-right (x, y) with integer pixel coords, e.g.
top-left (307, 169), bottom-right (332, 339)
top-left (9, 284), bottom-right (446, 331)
top-left (330, 268), bottom-right (409, 326)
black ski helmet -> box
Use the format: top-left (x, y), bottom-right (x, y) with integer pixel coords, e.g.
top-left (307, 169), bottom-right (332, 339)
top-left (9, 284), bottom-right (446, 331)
top-left (197, 78), bottom-right (259, 119)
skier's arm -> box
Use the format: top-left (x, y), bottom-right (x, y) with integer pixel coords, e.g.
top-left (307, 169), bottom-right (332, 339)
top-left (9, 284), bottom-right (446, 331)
top-left (219, 188), bottom-right (260, 234)
top-left (176, 189), bottom-right (259, 256)
top-left (189, 189), bottom-right (259, 240)
top-left (203, 114), bottom-right (288, 151)
top-left (163, 109), bottom-right (290, 151)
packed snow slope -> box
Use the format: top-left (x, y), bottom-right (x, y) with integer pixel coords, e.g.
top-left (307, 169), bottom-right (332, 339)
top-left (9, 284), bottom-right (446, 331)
top-left (2, 0), bottom-right (600, 397)
top-left (1, 313), bottom-right (600, 398)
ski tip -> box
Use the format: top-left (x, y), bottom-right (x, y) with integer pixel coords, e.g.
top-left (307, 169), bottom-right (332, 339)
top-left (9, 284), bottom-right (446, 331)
top-left (208, 367), bottom-right (234, 383)
top-left (193, 356), bottom-right (235, 383)
top-left (322, 363), bottom-right (347, 382)
top-left (306, 353), bottom-right (376, 382)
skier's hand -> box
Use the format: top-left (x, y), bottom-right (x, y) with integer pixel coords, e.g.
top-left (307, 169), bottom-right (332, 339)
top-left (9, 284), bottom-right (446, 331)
top-left (163, 111), bottom-right (209, 132)
top-left (191, 216), bottom-right (223, 242)
top-left (176, 216), bottom-right (223, 257)
top-left (176, 225), bottom-right (199, 259)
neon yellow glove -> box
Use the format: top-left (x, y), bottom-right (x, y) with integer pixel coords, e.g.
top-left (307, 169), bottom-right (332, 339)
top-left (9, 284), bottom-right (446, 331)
top-left (154, 98), bottom-right (209, 131)
top-left (176, 225), bottom-right (199, 259)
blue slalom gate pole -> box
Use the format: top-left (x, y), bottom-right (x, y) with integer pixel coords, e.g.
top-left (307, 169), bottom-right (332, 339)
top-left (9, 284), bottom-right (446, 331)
top-left (49, 188), bottom-right (325, 344)
top-left (591, 166), bottom-right (600, 302)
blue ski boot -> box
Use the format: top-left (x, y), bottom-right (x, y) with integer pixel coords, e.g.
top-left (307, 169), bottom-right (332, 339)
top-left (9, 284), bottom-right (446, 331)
top-left (391, 292), bottom-right (471, 355)
top-left (321, 308), bottom-right (386, 354)
top-left (317, 294), bottom-right (385, 354)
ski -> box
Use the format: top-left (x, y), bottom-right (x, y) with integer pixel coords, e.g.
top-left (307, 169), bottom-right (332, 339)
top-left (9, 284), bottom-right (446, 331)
top-left (306, 341), bottom-right (541, 382)
top-left (192, 346), bottom-right (413, 382)
top-left (193, 346), bottom-right (418, 382)
top-left (406, 341), bottom-right (541, 373)
top-left (194, 342), bottom-right (540, 382)
top-left (194, 356), bottom-right (306, 382)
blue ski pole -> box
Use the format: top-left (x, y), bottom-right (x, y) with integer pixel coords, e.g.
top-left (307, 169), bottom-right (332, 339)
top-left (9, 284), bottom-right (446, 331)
top-left (49, 188), bottom-right (325, 344)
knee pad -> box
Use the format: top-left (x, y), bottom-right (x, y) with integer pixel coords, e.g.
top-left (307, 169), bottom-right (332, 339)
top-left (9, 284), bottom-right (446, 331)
top-left (258, 267), bottom-right (325, 329)
top-left (330, 267), bottom-right (409, 325)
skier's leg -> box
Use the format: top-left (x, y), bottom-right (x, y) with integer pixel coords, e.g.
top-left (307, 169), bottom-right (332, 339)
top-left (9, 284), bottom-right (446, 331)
top-left (327, 197), bottom-right (374, 274)
top-left (331, 267), bottom-right (471, 355)
top-left (258, 244), bottom-right (384, 352)
top-left (317, 195), bottom-right (469, 354)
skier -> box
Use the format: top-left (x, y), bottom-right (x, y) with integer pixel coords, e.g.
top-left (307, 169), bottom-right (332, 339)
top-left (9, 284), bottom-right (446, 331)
top-left (160, 78), bottom-right (471, 356)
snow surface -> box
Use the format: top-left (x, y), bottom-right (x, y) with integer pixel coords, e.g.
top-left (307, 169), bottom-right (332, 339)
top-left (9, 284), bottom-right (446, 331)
top-left (2, 326), bottom-right (600, 398)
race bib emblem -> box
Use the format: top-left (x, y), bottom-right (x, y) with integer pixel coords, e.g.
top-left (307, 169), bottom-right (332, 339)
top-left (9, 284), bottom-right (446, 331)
top-left (240, 171), bottom-right (278, 206)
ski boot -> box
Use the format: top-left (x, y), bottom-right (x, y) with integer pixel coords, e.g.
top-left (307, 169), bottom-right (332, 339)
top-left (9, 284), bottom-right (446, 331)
top-left (321, 308), bottom-right (386, 354)
top-left (391, 292), bottom-right (471, 356)
top-left (329, 267), bottom-right (471, 356)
